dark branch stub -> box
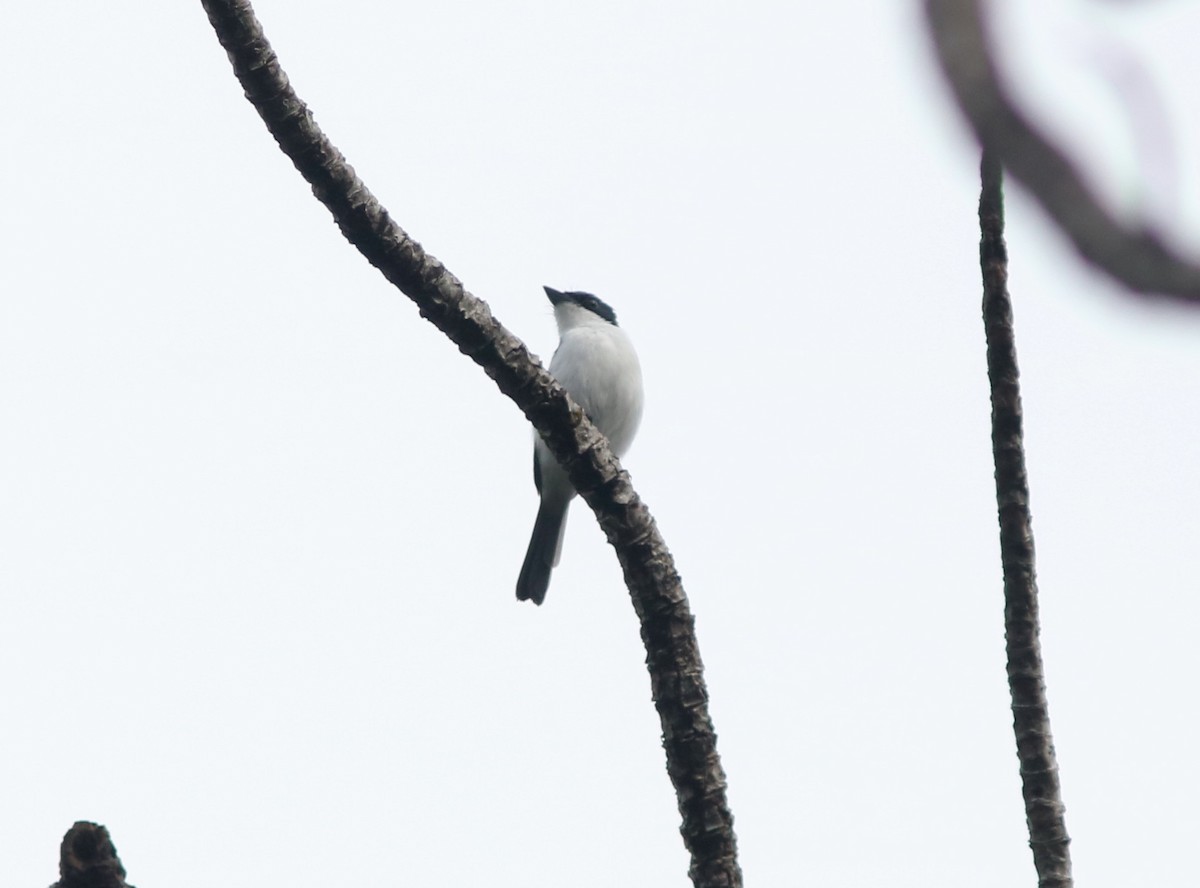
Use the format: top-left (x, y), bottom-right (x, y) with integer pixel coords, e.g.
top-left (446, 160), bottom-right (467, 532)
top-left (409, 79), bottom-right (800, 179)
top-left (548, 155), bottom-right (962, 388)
top-left (52, 822), bottom-right (132, 888)
top-left (197, 1), bottom-right (740, 885)
top-left (979, 152), bottom-right (1073, 888)
top-left (930, 0), bottom-right (1200, 302)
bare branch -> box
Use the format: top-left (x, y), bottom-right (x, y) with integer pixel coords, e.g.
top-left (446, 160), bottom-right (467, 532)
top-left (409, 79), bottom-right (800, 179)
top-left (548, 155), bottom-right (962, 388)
top-left (979, 152), bottom-right (1073, 888)
top-left (929, 0), bottom-right (1200, 302)
top-left (51, 822), bottom-right (132, 888)
top-left (198, 1), bottom-right (740, 884)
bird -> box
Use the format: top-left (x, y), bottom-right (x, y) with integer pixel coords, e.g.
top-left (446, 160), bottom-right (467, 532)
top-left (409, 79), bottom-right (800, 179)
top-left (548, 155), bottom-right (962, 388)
top-left (516, 286), bottom-right (644, 605)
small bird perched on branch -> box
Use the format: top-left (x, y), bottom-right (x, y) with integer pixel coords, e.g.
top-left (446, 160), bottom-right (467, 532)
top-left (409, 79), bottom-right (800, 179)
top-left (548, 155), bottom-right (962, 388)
top-left (516, 286), bottom-right (644, 605)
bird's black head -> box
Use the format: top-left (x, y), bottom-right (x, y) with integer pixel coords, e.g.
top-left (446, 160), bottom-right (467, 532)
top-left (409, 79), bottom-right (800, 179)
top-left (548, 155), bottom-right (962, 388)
top-left (544, 286), bottom-right (618, 325)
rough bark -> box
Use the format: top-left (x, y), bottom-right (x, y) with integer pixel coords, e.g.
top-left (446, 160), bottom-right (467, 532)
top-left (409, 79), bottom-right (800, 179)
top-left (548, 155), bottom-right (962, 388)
top-left (198, 2), bottom-right (740, 884)
top-left (979, 153), bottom-right (1073, 888)
top-left (930, 0), bottom-right (1200, 302)
top-left (50, 822), bottom-right (132, 888)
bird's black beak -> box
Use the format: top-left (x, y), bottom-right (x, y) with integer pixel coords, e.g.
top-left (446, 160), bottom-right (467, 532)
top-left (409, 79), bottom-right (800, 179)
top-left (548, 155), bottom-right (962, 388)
top-left (544, 286), bottom-right (567, 305)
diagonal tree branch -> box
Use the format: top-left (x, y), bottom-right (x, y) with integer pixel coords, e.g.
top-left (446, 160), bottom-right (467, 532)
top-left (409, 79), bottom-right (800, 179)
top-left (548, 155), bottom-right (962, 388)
top-left (198, 2), bottom-right (740, 885)
top-left (979, 152), bottom-right (1073, 888)
top-left (929, 0), bottom-right (1200, 302)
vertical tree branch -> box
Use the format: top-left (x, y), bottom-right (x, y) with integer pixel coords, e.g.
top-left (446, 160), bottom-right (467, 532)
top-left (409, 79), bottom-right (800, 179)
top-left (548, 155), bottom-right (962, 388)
top-left (198, 2), bottom-right (740, 884)
top-left (979, 152), bottom-right (1073, 888)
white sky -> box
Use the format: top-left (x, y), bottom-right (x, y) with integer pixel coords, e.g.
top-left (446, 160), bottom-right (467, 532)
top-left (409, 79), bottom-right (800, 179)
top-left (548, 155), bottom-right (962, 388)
top-left (3, 2), bottom-right (1199, 886)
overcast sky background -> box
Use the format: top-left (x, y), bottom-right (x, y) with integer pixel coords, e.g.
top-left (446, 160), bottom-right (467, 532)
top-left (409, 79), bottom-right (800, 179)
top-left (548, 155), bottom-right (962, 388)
top-left (3, 2), bottom-right (1199, 886)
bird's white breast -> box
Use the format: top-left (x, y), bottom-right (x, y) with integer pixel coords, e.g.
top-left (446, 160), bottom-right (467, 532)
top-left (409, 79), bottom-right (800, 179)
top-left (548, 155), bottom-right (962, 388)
top-left (548, 322), bottom-right (644, 458)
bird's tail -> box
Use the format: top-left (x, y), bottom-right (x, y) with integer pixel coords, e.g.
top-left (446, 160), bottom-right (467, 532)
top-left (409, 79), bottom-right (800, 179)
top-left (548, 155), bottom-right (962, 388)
top-left (516, 498), bottom-right (569, 605)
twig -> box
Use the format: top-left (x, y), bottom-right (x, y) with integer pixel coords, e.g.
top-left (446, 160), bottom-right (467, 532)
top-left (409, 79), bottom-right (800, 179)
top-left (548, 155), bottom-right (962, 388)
top-left (979, 152), bottom-right (1073, 888)
top-left (930, 0), bottom-right (1200, 301)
